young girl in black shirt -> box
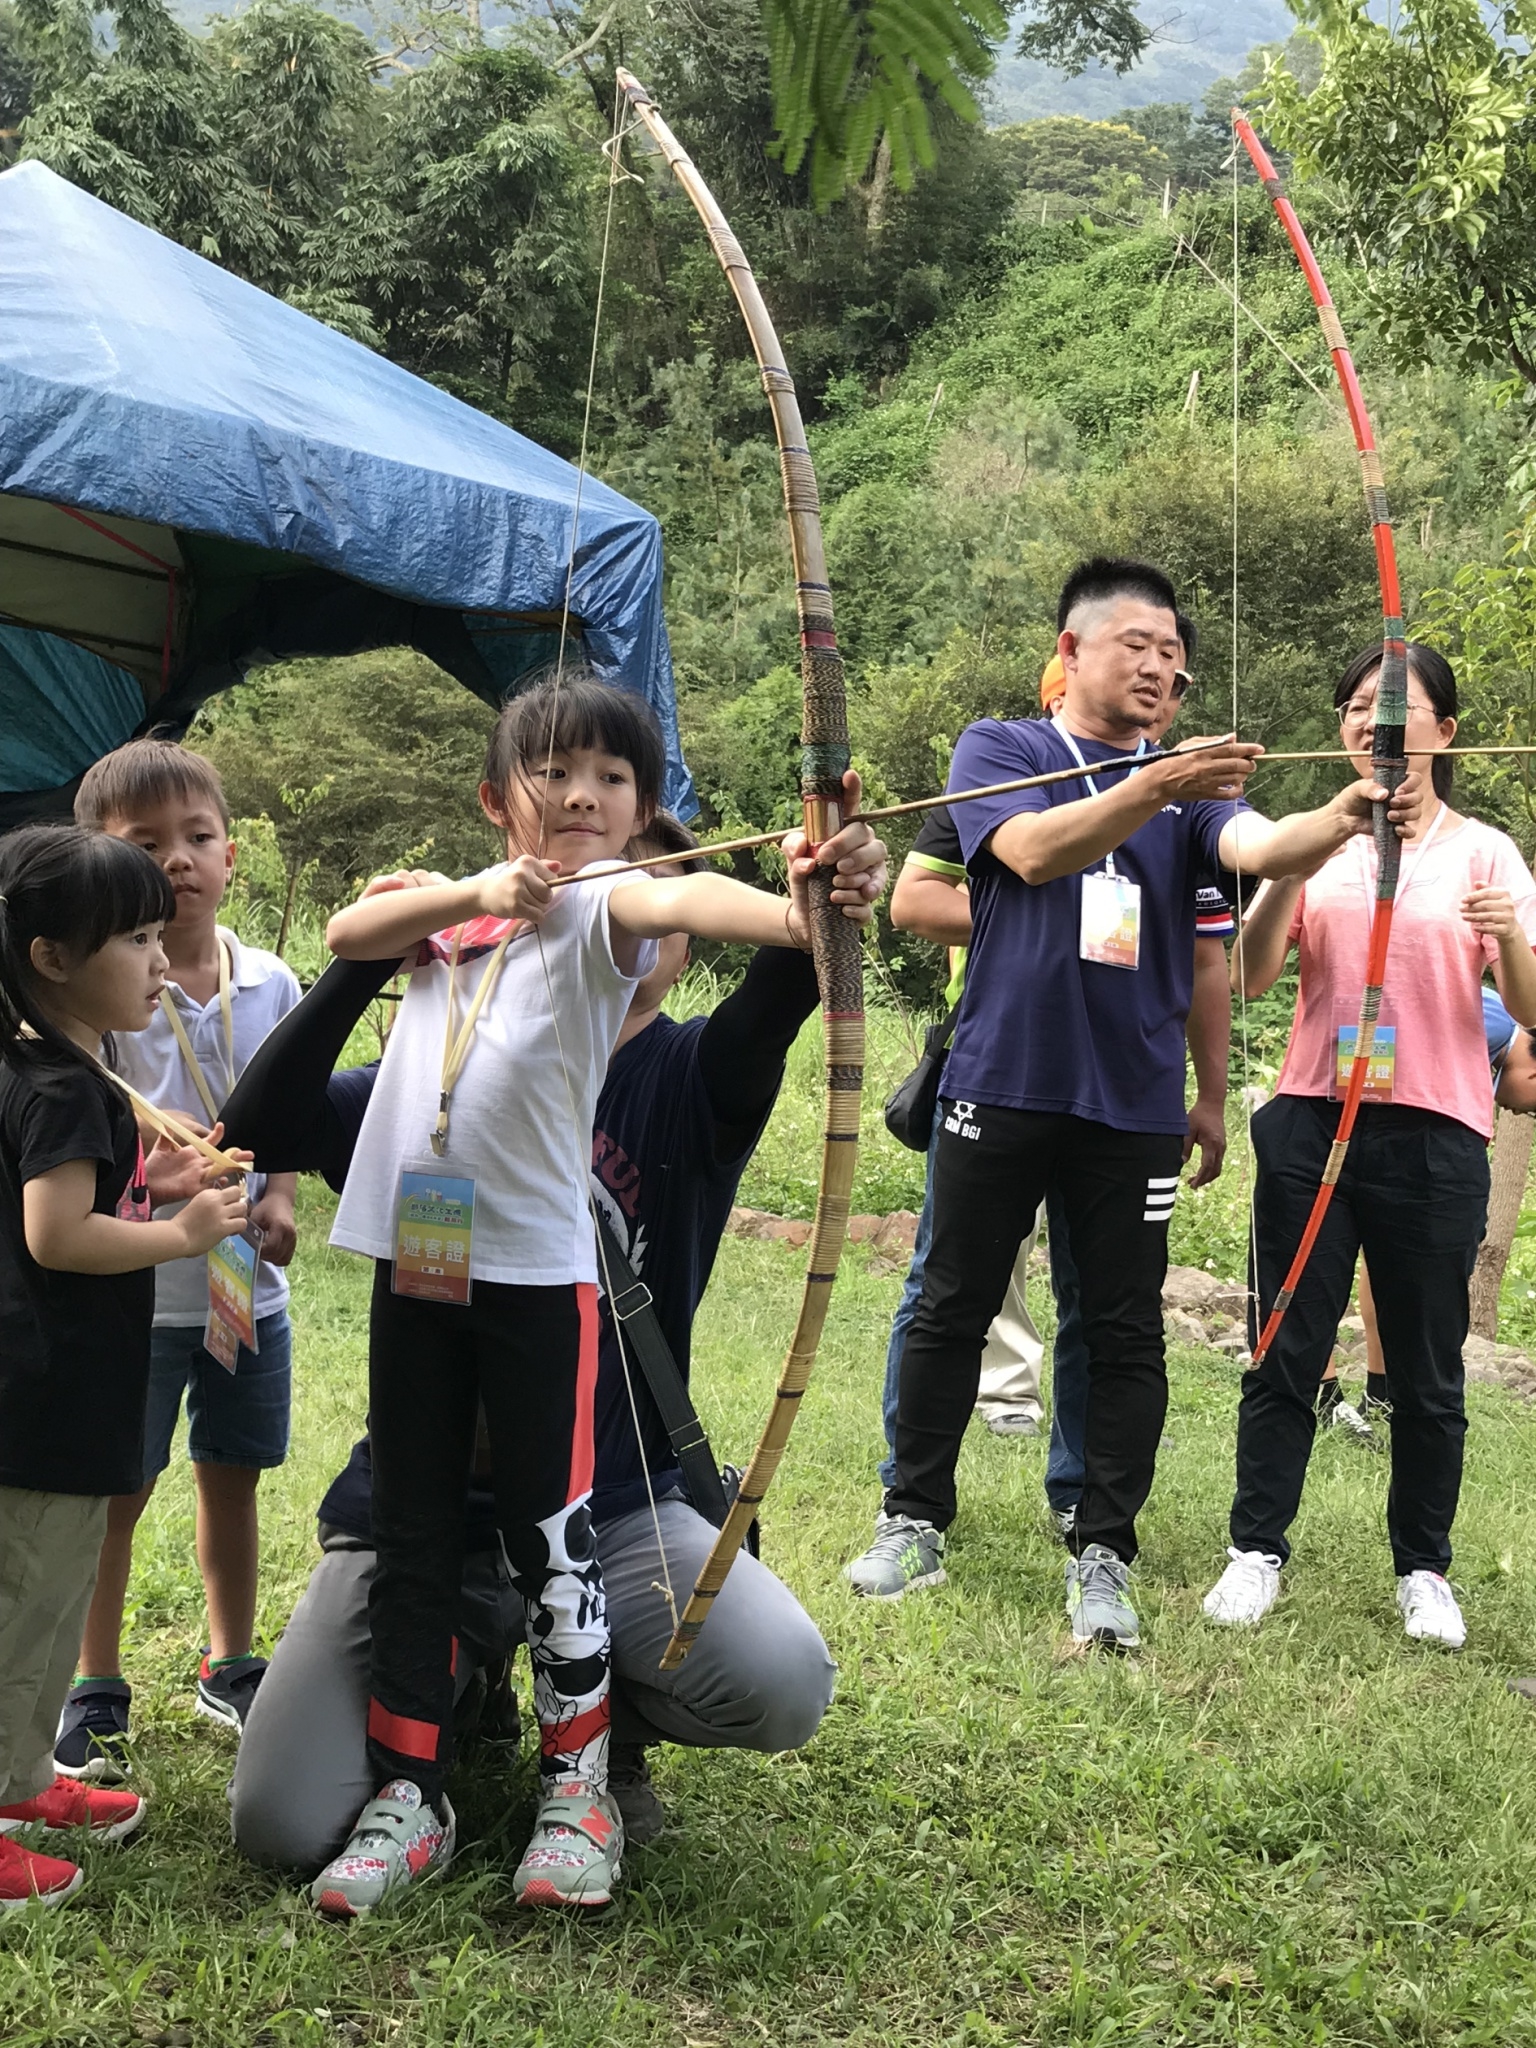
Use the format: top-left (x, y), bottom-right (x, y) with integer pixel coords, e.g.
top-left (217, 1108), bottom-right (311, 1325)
top-left (0, 826), bottom-right (246, 1911)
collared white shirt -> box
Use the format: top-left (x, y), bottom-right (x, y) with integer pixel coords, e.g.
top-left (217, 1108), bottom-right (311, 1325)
top-left (113, 927), bottom-right (302, 1327)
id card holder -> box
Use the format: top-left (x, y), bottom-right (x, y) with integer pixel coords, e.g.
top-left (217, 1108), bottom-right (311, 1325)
top-left (205, 1223), bottom-right (265, 1374)
top-left (1080, 866), bottom-right (1142, 970)
top-left (393, 1162), bottom-right (476, 1305)
top-left (1330, 997), bottom-right (1398, 1104)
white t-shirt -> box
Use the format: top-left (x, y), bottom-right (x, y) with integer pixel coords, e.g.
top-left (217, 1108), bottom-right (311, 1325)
top-left (113, 927), bottom-right (302, 1328)
top-left (331, 863), bottom-right (657, 1287)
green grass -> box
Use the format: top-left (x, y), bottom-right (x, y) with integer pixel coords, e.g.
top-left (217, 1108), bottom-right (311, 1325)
top-left (10, 1018), bottom-right (1536, 2046)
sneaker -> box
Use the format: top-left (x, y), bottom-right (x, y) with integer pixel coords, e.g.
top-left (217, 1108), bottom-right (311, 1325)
top-left (1065, 1542), bottom-right (1140, 1652)
top-left (1050, 1503), bottom-right (1078, 1547)
top-left (310, 1781), bottom-right (455, 1919)
top-left (1325, 1400), bottom-right (1379, 1448)
top-left (54, 1679), bottom-right (132, 1782)
top-left (1203, 1547), bottom-right (1282, 1627)
top-left (0, 1835), bottom-right (83, 1912)
top-left (1397, 1570), bottom-right (1466, 1651)
top-left (0, 1775), bottom-right (145, 1842)
top-left (984, 1411), bottom-right (1040, 1438)
top-left (845, 1513), bottom-right (947, 1599)
top-left (608, 1743), bottom-right (664, 1847)
top-left (513, 1779), bottom-right (624, 1908)
top-left (196, 1653), bottom-right (268, 1730)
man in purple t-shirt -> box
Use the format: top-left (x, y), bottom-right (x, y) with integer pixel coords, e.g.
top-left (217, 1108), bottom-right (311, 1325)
top-left (846, 556), bottom-right (1421, 1652)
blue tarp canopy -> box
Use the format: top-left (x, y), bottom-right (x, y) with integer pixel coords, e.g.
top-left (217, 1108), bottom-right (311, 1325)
top-left (0, 160), bottom-right (693, 823)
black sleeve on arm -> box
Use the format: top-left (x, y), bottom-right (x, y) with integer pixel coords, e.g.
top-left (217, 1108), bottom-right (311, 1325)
top-left (696, 944), bottom-right (822, 1161)
top-left (220, 956), bottom-right (399, 1176)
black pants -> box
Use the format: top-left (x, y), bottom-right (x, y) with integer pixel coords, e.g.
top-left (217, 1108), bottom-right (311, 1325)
top-left (887, 1103), bottom-right (1184, 1561)
top-left (366, 1266), bottom-right (607, 1803)
top-left (1234, 1096), bottom-right (1488, 1575)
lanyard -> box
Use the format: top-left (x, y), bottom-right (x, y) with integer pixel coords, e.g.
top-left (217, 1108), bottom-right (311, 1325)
top-left (1052, 716), bottom-right (1147, 878)
top-left (91, 1058), bottom-right (247, 1180)
top-left (159, 938), bottom-right (234, 1123)
top-left (432, 922), bottom-right (520, 1156)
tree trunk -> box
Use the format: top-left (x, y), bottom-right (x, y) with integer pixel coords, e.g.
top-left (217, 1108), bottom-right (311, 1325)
top-left (1469, 1107), bottom-right (1535, 1339)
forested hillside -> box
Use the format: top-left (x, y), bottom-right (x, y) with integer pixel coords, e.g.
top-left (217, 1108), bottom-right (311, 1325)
top-left (7, 0), bottom-right (1536, 999)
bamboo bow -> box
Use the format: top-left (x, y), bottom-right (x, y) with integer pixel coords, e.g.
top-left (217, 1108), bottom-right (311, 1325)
top-left (1232, 114), bottom-right (1410, 1367)
top-left (614, 70), bottom-right (866, 1670)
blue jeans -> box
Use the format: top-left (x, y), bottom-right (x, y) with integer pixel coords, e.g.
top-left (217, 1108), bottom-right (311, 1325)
top-left (879, 1128), bottom-right (1088, 1511)
top-left (143, 1312), bottom-right (293, 1481)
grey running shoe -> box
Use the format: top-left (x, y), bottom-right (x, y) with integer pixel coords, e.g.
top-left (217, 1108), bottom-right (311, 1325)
top-left (1065, 1542), bottom-right (1140, 1652)
top-left (845, 1513), bottom-right (947, 1599)
top-left (985, 1411), bottom-right (1040, 1438)
top-left (608, 1743), bottom-right (664, 1846)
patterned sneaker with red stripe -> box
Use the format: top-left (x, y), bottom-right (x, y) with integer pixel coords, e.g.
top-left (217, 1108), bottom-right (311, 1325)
top-left (310, 1781), bottom-right (455, 1919)
top-left (513, 1778), bottom-right (624, 1908)
top-left (0, 1835), bottom-right (84, 1912)
top-left (0, 1775), bottom-right (145, 1842)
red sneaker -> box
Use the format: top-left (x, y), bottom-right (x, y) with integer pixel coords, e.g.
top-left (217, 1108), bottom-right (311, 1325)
top-left (0, 1775), bottom-right (145, 1842)
top-left (0, 1834), bottom-right (83, 1911)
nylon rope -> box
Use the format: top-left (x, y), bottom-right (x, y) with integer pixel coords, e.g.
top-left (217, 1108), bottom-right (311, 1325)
top-left (534, 84), bottom-right (679, 1631)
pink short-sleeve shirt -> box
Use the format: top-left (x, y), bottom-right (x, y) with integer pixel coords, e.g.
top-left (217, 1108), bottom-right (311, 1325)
top-left (1278, 815), bottom-right (1536, 1141)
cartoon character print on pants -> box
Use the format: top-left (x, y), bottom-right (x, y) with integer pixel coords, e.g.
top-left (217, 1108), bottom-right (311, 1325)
top-left (504, 1494), bottom-right (610, 1788)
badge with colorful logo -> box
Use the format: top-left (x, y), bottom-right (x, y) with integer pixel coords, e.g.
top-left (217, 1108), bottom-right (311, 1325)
top-left (393, 1165), bottom-right (476, 1305)
top-left (205, 1225), bottom-right (264, 1372)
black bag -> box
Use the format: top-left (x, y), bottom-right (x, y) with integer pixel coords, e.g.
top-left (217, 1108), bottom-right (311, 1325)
top-left (883, 1008), bottom-right (959, 1150)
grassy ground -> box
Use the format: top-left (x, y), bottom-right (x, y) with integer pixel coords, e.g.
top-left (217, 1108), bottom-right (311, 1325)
top-left (9, 1006), bottom-right (1536, 2045)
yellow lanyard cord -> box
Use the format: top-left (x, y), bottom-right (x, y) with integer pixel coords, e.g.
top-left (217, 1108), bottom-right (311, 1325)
top-left (432, 923), bottom-right (519, 1156)
top-left (92, 1059), bottom-right (248, 1178)
top-left (158, 938), bottom-right (234, 1124)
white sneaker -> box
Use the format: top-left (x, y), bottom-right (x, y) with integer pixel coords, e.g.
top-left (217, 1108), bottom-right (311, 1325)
top-left (1203, 1547), bottom-right (1282, 1627)
top-left (1325, 1399), bottom-right (1376, 1445)
top-left (1397, 1570), bottom-right (1466, 1650)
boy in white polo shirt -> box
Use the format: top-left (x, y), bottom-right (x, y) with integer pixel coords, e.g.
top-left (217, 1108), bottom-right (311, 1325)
top-left (55, 742), bottom-right (301, 1776)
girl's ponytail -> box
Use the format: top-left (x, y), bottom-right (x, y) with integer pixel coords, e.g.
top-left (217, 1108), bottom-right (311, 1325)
top-left (0, 826), bottom-right (175, 1072)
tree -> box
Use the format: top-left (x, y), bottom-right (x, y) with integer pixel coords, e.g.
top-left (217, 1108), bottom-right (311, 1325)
top-left (1259, 1), bottom-right (1536, 398)
top-left (0, 2), bottom-right (35, 154)
top-left (996, 112), bottom-right (1170, 205)
top-left (1013, 0), bottom-right (1150, 75)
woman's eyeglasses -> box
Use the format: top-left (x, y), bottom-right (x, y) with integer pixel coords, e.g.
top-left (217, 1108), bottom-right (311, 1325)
top-left (1337, 698), bottom-right (1437, 727)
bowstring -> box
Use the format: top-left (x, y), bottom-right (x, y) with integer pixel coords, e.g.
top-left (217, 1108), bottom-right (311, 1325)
top-left (534, 83), bottom-right (679, 1631)
top-left (1228, 133), bottom-right (1261, 1333)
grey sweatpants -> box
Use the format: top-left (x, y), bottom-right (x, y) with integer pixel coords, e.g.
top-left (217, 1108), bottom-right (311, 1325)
top-left (231, 1498), bottom-right (837, 1870)
top-left (0, 1487), bottom-right (108, 1805)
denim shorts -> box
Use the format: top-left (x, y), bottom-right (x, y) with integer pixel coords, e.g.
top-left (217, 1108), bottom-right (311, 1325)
top-left (143, 1312), bottom-right (293, 1479)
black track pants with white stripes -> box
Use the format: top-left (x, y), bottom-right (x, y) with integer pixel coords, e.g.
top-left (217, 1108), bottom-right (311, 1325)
top-left (886, 1103), bottom-right (1184, 1561)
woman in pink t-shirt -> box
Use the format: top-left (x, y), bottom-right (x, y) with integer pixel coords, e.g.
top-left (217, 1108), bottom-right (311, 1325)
top-left (1205, 644), bottom-right (1536, 1648)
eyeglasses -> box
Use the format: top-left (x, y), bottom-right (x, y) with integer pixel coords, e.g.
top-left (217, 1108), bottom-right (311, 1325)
top-left (1337, 698), bottom-right (1439, 727)
top-left (1171, 670), bottom-right (1192, 701)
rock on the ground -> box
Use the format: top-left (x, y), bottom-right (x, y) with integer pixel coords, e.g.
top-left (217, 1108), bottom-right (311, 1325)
top-left (1162, 1265), bottom-right (1222, 1311)
top-left (1462, 1333), bottom-right (1536, 1396)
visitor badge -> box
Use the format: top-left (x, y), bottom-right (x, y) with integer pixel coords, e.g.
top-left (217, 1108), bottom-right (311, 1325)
top-left (1330, 997), bottom-right (1398, 1104)
top-left (1080, 868), bottom-right (1142, 970)
top-left (205, 1224), bottom-right (264, 1373)
top-left (393, 1162), bottom-right (476, 1305)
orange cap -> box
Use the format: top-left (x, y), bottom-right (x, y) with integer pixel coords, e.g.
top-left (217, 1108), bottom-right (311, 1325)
top-left (1039, 652), bottom-right (1066, 708)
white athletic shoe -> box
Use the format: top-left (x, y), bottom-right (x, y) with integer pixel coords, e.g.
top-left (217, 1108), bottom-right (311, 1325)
top-left (1325, 1399), bottom-right (1377, 1446)
top-left (1203, 1547), bottom-right (1282, 1627)
top-left (1397, 1571), bottom-right (1466, 1650)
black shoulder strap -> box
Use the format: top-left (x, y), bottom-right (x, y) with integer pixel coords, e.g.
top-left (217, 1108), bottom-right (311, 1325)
top-left (593, 1207), bottom-right (730, 1529)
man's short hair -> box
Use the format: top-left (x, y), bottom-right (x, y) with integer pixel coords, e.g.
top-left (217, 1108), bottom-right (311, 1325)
top-left (75, 738), bottom-right (232, 832)
top-left (1057, 557), bottom-right (1180, 635)
top-left (633, 810), bottom-right (709, 875)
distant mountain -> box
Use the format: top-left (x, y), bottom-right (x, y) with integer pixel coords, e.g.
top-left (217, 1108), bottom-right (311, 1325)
top-left (987, 1), bottom-right (1298, 124)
